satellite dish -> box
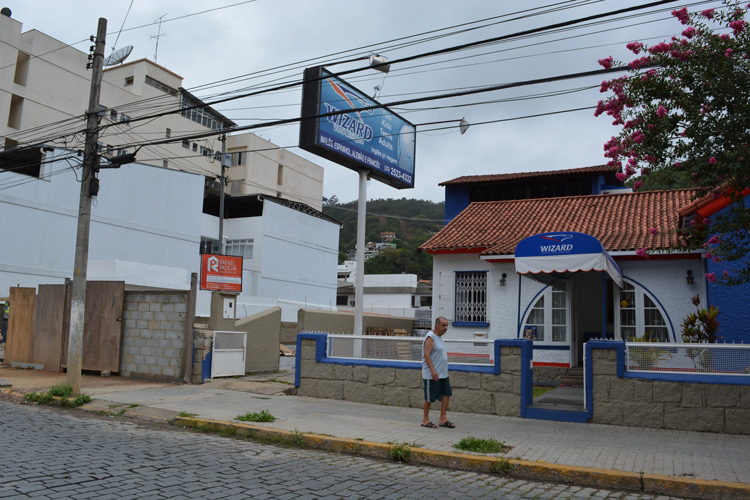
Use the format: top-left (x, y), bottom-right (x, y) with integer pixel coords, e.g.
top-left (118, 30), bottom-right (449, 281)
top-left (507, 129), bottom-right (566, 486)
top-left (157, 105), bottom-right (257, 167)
top-left (103, 45), bottom-right (134, 67)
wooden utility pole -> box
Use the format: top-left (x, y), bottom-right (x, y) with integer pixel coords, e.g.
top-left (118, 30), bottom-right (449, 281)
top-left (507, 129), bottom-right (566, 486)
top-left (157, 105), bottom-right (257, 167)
top-left (67, 18), bottom-right (107, 394)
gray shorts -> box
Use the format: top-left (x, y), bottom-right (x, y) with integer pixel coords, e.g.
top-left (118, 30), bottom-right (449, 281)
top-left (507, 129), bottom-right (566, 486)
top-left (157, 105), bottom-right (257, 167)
top-left (423, 377), bottom-right (452, 403)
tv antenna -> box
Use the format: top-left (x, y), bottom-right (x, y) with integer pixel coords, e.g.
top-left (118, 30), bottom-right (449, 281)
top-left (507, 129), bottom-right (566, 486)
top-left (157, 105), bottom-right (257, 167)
top-left (151, 14), bottom-right (167, 63)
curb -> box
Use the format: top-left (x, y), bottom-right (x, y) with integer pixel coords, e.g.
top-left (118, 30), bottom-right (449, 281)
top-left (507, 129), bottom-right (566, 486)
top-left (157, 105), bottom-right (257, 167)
top-left (171, 417), bottom-right (750, 500)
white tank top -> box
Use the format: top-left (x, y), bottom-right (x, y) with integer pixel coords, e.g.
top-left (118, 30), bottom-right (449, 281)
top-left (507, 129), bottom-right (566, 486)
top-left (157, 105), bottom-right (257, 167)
top-left (422, 331), bottom-right (448, 379)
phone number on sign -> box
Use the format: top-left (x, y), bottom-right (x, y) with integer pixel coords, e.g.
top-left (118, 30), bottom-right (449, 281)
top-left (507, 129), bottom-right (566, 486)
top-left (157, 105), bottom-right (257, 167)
top-left (383, 166), bottom-right (412, 184)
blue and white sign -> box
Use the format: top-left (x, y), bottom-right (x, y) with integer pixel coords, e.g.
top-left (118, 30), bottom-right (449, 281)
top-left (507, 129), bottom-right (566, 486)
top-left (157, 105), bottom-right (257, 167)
top-left (299, 66), bottom-right (416, 189)
top-left (515, 232), bottom-right (624, 287)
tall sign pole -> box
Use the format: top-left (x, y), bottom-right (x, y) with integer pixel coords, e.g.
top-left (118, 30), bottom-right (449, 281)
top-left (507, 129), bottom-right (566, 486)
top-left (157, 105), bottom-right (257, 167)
top-left (353, 169), bottom-right (367, 336)
top-left (67, 18), bottom-right (107, 394)
top-left (219, 135), bottom-right (227, 255)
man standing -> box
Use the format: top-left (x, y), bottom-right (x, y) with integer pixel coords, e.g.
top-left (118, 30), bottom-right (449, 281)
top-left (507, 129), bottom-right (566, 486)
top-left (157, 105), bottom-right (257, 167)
top-left (421, 316), bottom-right (455, 428)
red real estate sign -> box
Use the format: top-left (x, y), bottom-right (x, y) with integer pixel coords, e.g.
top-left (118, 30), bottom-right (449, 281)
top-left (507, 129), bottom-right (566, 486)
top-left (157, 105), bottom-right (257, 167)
top-left (200, 254), bottom-right (243, 292)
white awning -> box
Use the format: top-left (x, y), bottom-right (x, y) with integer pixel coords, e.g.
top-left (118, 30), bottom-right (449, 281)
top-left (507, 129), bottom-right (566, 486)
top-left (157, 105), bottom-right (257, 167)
top-left (514, 232), bottom-right (624, 288)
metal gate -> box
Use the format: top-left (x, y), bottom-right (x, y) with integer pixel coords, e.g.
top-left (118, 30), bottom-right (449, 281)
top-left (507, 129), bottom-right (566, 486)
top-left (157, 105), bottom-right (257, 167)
top-left (211, 331), bottom-right (246, 378)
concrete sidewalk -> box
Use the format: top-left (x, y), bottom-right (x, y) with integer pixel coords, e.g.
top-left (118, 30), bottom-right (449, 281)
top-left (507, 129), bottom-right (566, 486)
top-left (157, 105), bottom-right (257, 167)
top-left (2, 364), bottom-right (749, 499)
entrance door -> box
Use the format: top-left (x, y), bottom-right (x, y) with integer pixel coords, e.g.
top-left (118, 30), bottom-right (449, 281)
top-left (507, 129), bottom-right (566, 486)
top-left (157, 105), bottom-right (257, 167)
top-left (571, 273), bottom-right (608, 366)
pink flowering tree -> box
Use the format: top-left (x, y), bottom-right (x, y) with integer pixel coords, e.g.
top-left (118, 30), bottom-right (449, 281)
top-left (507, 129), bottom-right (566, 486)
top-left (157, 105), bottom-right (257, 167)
top-left (596, 1), bottom-right (750, 285)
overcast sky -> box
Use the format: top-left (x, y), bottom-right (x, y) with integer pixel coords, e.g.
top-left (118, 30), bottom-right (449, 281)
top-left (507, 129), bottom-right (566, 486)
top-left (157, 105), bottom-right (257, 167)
top-left (6, 0), bottom-right (728, 203)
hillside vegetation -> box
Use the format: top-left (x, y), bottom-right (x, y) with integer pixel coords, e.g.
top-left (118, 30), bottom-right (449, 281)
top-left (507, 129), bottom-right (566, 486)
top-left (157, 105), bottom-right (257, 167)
top-left (322, 197), bottom-right (444, 281)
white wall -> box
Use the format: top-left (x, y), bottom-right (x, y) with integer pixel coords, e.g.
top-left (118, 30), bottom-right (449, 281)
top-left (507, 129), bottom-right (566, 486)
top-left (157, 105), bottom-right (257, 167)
top-left (258, 200), bottom-right (338, 319)
top-left (432, 253), bottom-right (492, 341)
top-left (0, 151), bottom-right (204, 297)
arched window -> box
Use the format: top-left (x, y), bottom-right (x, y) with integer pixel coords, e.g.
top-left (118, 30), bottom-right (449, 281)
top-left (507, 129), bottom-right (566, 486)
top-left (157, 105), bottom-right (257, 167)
top-left (615, 281), bottom-right (670, 341)
top-left (522, 282), bottom-right (568, 343)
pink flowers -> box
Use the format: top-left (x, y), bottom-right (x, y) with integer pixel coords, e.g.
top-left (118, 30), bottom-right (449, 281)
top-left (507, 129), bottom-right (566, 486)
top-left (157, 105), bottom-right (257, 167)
top-left (706, 272), bottom-right (717, 283)
top-left (701, 9), bottom-right (714, 19)
top-left (709, 156), bottom-right (717, 164)
top-left (656, 105), bottom-right (667, 117)
top-left (649, 227), bottom-right (659, 235)
top-left (626, 41), bottom-right (643, 54)
top-left (630, 130), bottom-right (645, 143)
top-left (707, 235), bottom-right (722, 245)
top-left (675, 162), bottom-right (681, 169)
top-left (730, 19), bottom-right (747, 34)
top-left (598, 56), bottom-right (613, 69)
top-left (682, 27), bottom-right (696, 39)
top-left (629, 56), bottom-right (652, 69)
top-left (616, 172), bottom-right (627, 181)
top-left (633, 180), bottom-right (643, 190)
top-left (672, 7), bottom-right (690, 24)
top-left (725, 48), bottom-right (734, 58)
top-left (636, 247), bottom-right (649, 258)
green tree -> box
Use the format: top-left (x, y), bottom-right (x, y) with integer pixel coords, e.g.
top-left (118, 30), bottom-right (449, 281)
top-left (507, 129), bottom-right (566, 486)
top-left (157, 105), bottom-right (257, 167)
top-left (596, 2), bottom-right (750, 285)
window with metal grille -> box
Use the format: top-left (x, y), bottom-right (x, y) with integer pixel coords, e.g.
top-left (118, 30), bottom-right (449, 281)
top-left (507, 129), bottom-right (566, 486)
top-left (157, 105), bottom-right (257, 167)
top-left (455, 271), bottom-right (487, 324)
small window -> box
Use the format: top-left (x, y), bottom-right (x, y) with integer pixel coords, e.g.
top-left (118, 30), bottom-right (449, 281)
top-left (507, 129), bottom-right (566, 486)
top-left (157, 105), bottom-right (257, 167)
top-left (106, 145), bottom-right (113, 155)
top-left (165, 128), bottom-right (171, 138)
top-left (277, 164), bottom-right (283, 185)
top-left (125, 76), bottom-right (134, 86)
top-left (119, 113), bottom-right (130, 124)
top-left (225, 239), bottom-right (253, 259)
top-left (455, 271), bottom-right (487, 324)
top-left (110, 109), bottom-right (117, 121)
top-left (163, 159), bottom-right (169, 168)
top-left (192, 143), bottom-right (198, 152)
top-left (182, 139), bottom-right (189, 149)
top-left (96, 141), bottom-right (103, 152)
top-left (97, 105), bottom-right (107, 118)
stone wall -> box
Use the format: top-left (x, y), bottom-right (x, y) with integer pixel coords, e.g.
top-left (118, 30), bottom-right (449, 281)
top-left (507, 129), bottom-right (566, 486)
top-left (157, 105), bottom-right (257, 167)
top-left (589, 346), bottom-right (750, 434)
top-left (120, 291), bottom-right (189, 383)
top-left (296, 335), bottom-right (526, 416)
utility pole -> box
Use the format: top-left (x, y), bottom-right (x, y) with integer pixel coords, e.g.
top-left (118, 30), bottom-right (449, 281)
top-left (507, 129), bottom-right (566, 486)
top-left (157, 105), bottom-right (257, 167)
top-left (67, 18), bottom-right (106, 394)
top-left (219, 135), bottom-right (228, 254)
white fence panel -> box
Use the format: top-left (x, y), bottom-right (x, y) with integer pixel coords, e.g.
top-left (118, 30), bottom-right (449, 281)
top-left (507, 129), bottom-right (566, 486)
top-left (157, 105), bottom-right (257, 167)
top-left (211, 331), bottom-right (247, 378)
top-left (625, 342), bottom-right (750, 376)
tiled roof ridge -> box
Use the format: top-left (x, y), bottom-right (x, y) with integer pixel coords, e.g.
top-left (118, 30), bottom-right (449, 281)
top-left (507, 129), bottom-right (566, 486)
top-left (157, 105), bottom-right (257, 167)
top-left (419, 188), bottom-right (698, 254)
top-left (439, 164), bottom-right (619, 186)
top-left (464, 187), bottom-right (697, 206)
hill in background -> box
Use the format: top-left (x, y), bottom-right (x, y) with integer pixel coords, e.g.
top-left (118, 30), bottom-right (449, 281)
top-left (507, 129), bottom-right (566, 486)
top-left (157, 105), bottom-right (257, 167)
top-left (322, 197), bottom-right (445, 281)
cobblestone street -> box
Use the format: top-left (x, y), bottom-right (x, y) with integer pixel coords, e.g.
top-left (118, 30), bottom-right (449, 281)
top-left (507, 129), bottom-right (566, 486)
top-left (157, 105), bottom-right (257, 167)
top-left (0, 401), bottom-right (689, 499)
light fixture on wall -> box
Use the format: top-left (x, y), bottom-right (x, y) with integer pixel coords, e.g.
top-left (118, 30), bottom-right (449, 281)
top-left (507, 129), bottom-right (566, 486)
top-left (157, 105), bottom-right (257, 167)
top-left (500, 273), bottom-right (507, 287)
top-left (685, 270), bottom-right (694, 285)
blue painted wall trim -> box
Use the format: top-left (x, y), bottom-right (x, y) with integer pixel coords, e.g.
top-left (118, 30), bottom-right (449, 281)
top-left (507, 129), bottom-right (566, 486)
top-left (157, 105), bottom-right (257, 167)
top-left (444, 185), bottom-right (470, 225)
top-left (533, 345), bottom-right (570, 351)
top-left (526, 407), bottom-right (590, 423)
top-left (295, 334), bottom-right (518, 388)
top-left (452, 321), bottom-right (490, 328)
top-left (295, 334), bottom-right (533, 417)
top-left (201, 350), bottom-right (212, 383)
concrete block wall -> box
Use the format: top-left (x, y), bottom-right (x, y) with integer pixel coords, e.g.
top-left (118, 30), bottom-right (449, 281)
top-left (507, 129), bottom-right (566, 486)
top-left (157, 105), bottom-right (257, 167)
top-left (235, 306), bottom-right (280, 373)
top-left (120, 291), bottom-right (188, 383)
top-left (590, 346), bottom-right (750, 434)
top-left (296, 336), bottom-right (524, 417)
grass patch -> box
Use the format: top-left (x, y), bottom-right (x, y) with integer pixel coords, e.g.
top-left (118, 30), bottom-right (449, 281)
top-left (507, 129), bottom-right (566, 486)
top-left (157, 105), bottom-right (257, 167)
top-left (489, 458), bottom-right (515, 475)
top-left (24, 386), bottom-right (90, 408)
top-left (128, 403), bottom-right (140, 408)
top-left (178, 411), bottom-right (197, 418)
top-left (290, 429), bottom-right (306, 448)
top-left (48, 383), bottom-right (73, 398)
top-left (454, 436), bottom-right (511, 454)
top-left (236, 409), bottom-right (276, 422)
top-left (387, 441), bottom-right (417, 463)
top-left (533, 385), bottom-right (556, 398)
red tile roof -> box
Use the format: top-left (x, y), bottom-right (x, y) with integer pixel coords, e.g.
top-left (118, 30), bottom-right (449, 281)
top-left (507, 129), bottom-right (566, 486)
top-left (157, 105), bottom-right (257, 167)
top-left (419, 189), bottom-right (697, 255)
top-left (439, 164), bottom-right (620, 186)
